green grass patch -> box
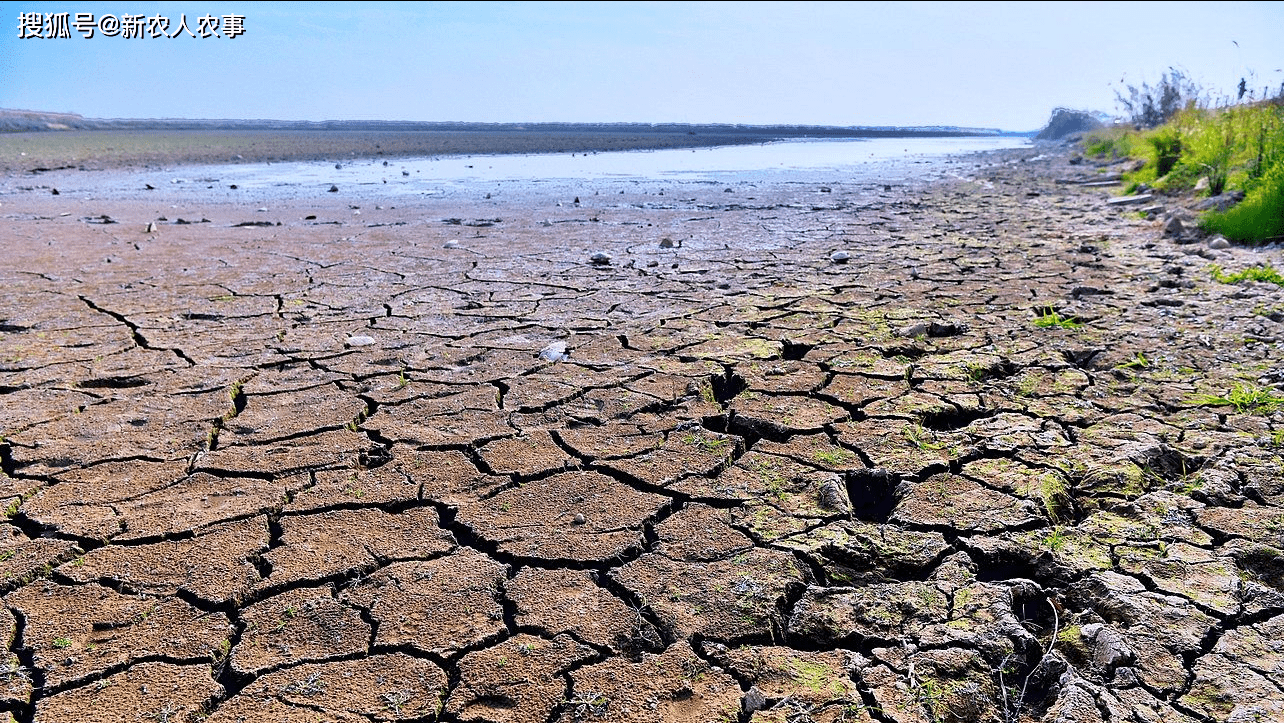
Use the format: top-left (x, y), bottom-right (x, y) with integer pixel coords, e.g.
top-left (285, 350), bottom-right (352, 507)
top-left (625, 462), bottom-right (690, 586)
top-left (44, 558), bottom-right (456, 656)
top-left (1192, 383), bottom-right (1284, 414)
top-left (1202, 157), bottom-right (1284, 241)
top-left (1209, 263), bottom-right (1284, 286)
top-left (1083, 96), bottom-right (1284, 243)
top-left (1032, 308), bottom-right (1084, 330)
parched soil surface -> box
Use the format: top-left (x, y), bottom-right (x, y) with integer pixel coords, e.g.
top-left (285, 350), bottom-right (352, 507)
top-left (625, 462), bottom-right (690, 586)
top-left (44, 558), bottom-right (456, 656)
top-left (2, 143), bottom-right (1284, 723)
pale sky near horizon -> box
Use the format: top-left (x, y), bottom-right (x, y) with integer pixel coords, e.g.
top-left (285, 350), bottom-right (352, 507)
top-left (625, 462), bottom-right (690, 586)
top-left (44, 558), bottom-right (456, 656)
top-left (1, 1), bottom-right (1281, 131)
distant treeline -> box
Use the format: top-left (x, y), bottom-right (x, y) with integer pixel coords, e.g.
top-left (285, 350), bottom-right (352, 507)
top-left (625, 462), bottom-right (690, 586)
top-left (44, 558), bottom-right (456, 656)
top-left (0, 108), bottom-right (1014, 138)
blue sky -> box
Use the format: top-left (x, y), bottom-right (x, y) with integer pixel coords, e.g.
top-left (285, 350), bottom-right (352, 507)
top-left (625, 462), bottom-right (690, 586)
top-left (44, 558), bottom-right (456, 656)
top-left (1, 1), bottom-right (1281, 130)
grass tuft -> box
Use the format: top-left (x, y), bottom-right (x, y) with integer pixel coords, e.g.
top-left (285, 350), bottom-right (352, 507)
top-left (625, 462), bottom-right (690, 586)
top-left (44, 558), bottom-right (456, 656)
top-left (1209, 263), bottom-right (1284, 286)
top-left (1192, 383), bottom-right (1284, 414)
top-left (1031, 308), bottom-right (1083, 330)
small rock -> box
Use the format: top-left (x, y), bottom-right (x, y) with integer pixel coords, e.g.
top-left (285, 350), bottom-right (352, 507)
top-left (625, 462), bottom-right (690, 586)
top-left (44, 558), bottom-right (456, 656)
top-left (443, 240), bottom-right (460, 249)
top-left (715, 281), bottom-right (731, 289)
top-left (590, 252), bottom-right (612, 266)
top-left (830, 250), bottom-right (851, 264)
top-left (345, 335), bottom-right (376, 347)
top-left (1208, 235), bottom-right (1231, 250)
top-left (742, 686), bottom-right (767, 713)
top-left (328, 185), bottom-right (339, 193)
top-left (572, 513), bottom-right (586, 525)
top-left (538, 341), bottom-right (569, 363)
top-left (659, 238), bottom-right (675, 248)
top-left (1106, 193), bottom-right (1152, 206)
top-left (145, 221), bottom-right (157, 233)
top-left (1163, 216), bottom-right (1184, 236)
top-left (1091, 626), bottom-right (1134, 669)
top-left (898, 322), bottom-right (930, 338)
top-left (818, 477), bottom-right (850, 512)
top-left (1194, 176), bottom-right (1210, 192)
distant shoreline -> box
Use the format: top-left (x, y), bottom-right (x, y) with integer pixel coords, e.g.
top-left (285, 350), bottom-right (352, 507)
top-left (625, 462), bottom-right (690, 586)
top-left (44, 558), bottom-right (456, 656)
top-left (0, 110), bottom-right (1027, 174)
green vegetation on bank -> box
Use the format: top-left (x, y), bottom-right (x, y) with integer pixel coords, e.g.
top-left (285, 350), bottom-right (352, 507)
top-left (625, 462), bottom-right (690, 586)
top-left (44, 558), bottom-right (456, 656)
top-left (1208, 262), bottom-right (1284, 286)
top-left (1081, 74), bottom-right (1284, 244)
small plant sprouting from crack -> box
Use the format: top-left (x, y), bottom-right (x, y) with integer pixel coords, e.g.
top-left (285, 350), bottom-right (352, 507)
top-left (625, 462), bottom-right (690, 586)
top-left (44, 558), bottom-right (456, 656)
top-left (903, 423), bottom-right (944, 451)
top-left (1115, 351), bottom-right (1149, 370)
top-left (273, 606), bottom-right (297, 632)
top-left (381, 689), bottom-right (413, 715)
top-left (682, 433), bottom-right (728, 454)
top-left (283, 670), bottom-right (326, 697)
top-left (1191, 382), bottom-right (1284, 414)
top-left (1031, 308), bottom-right (1084, 330)
top-left (814, 448), bottom-right (856, 467)
top-left (1039, 473), bottom-right (1071, 523)
top-left (1044, 526), bottom-right (1069, 553)
top-left (565, 690), bottom-right (610, 719)
top-left (142, 702), bottom-right (181, 723)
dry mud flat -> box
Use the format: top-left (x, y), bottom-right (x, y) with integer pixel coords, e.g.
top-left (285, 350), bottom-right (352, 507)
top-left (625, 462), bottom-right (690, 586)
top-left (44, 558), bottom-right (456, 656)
top-left (1, 145), bottom-right (1283, 722)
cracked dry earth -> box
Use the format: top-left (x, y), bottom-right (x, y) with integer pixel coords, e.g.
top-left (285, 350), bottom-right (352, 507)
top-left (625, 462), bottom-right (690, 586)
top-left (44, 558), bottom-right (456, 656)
top-left (2, 146), bottom-right (1284, 723)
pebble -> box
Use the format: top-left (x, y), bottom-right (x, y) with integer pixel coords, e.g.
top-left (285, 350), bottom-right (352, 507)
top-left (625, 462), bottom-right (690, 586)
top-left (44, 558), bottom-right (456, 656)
top-left (443, 240), bottom-right (460, 249)
top-left (328, 185), bottom-right (339, 193)
top-left (590, 252), bottom-right (612, 265)
top-left (572, 513), bottom-right (586, 525)
top-left (1208, 235), bottom-right (1230, 250)
top-left (345, 335), bottom-right (376, 347)
top-left (830, 250), bottom-right (851, 264)
top-left (538, 341), bottom-right (569, 362)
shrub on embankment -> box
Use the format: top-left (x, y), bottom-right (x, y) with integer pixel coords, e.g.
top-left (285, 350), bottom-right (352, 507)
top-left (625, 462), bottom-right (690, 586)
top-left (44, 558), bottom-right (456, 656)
top-left (1081, 88), bottom-right (1284, 243)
